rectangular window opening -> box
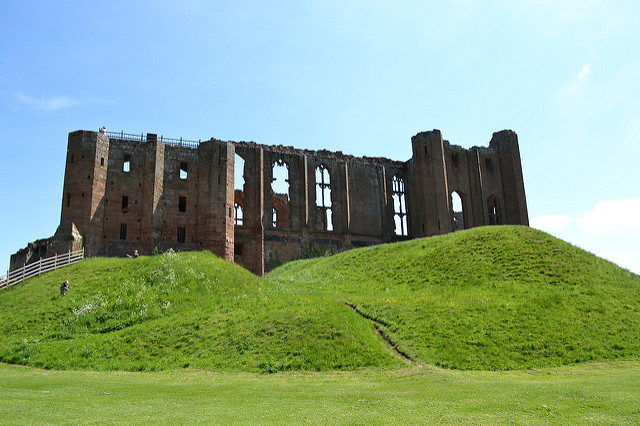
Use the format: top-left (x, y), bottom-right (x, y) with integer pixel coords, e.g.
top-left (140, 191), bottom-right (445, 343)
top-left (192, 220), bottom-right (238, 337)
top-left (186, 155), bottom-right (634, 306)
top-left (178, 196), bottom-right (187, 213)
top-left (179, 162), bottom-right (188, 180)
top-left (177, 227), bottom-right (186, 243)
top-left (120, 223), bottom-right (127, 241)
top-left (123, 154), bottom-right (131, 173)
top-left (121, 195), bottom-right (129, 213)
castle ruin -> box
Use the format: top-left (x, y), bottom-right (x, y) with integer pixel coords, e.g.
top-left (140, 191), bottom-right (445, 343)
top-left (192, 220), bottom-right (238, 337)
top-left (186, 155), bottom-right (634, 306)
top-left (10, 129), bottom-right (528, 275)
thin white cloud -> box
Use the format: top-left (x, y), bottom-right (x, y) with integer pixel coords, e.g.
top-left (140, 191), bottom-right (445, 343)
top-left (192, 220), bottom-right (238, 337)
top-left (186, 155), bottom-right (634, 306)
top-left (531, 214), bottom-right (572, 232)
top-left (15, 93), bottom-right (78, 111)
top-left (555, 63), bottom-right (593, 108)
top-left (575, 198), bottom-right (640, 234)
top-left (577, 64), bottom-right (591, 80)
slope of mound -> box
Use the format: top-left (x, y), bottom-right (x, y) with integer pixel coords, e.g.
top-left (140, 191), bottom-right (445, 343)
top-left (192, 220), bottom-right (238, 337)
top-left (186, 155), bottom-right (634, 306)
top-left (0, 251), bottom-right (399, 371)
top-left (270, 226), bottom-right (640, 370)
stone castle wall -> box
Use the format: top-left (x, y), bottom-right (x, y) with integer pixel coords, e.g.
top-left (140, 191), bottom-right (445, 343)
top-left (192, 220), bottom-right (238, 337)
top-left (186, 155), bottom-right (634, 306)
top-left (9, 128), bottom-right (528, 275)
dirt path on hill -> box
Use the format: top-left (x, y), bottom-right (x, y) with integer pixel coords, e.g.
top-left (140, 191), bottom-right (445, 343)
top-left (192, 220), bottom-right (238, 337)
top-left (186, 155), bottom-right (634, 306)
top-left (344, 302), bottom-right (417, 365)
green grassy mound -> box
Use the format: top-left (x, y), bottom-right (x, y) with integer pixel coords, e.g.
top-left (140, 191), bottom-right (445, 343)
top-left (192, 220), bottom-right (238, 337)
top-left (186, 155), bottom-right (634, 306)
top-left (270, 226), bottom-right (640, 370)
top-left (0, 251), bottom-right (398, 371)
top-left (1, 226), bottom-right (638, 371)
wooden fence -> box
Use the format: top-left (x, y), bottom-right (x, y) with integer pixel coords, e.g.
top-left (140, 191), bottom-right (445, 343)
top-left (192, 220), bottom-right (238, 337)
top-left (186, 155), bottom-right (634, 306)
top-left (0, 248), bottom-right (84, 291)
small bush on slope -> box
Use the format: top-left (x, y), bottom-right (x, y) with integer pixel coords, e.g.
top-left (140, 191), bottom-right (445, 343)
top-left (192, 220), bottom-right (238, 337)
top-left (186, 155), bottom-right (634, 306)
top-left (0, 251), bottom-right (398, 371)
top-left (269, 226), bottom-right (640, 370)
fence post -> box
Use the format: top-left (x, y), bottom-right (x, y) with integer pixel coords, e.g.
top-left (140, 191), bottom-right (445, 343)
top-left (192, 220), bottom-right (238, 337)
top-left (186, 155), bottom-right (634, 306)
top-left (38, 259), bottom-right (41, 276)
top-left (22, 262), bottom-right (25, 281)
top-left (68, 250), bottom-right (71, 265)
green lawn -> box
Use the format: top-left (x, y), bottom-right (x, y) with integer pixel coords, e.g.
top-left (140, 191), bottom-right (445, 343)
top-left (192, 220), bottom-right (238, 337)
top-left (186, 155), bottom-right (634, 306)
top-left (1, 361), bottom-right (639, 424)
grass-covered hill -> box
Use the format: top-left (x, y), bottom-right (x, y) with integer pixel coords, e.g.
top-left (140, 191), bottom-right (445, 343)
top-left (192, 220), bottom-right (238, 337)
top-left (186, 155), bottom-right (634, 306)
top-left (271, 226), bottom-right (640, 370)
top-left (1, 226), bottom-right (638, 372)
top-left (0, 251), bottom-right (394, 372)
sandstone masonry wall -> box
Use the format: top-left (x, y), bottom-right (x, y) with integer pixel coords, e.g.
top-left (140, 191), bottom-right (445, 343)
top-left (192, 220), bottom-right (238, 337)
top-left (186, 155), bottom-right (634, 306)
top-left (9, 129), bottom-right (529, 275)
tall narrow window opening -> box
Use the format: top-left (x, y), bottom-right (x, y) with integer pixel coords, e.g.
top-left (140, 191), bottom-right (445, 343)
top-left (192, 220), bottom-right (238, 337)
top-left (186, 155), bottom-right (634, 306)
top-left (272, 207), bottom-right (278, 228)
top-left (315, 165), bottom-right (332, 231)
top-left (451, 191), bottom-right (465, 231)
top-left (121, 195), bottom-right (129, 213)
top-left (178, 196), bottom-right (187, 212)
top-left (234, 202), bottom-right (244, 226)
top-left (66, 193), bottom-right (71, 207)
top-left (123, 154), bottom-right (131, 173)
top-left (234, 154), bottom-right (245, 191)
top-left (177, 227), bottom-right (186, 243)
top-left (487, 195), bottom-right (500, 225)
top-left (179, 162), bottom-right (188, 180)
top-left (120, 223), bottom-right (127, 241)
top-left (392, 176), bottom-right (408, 236)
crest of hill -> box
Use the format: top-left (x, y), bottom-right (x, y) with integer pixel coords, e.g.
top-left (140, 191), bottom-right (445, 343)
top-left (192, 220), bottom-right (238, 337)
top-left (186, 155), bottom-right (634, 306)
top-left (0, 226), bottom-right (638, 372)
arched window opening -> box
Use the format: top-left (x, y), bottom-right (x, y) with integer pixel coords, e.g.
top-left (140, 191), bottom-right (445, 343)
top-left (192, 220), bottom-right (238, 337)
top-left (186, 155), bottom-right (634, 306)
top-left (271, 159), bottom-right (289, 200)
top-left (451, 191), bottom-right (465, 231)
top-left (487, 195), bottom-right (500, 225)
top-left (234, 202), bottom-right (244, 226)
top-left (234, 154), bottom-right (245, 192)
top-left (315, 165), bottom-right (332, 231)
top-left (271, 197), bottom-right (288, 228)
top-left (392, 176), bottom-right (407, 236)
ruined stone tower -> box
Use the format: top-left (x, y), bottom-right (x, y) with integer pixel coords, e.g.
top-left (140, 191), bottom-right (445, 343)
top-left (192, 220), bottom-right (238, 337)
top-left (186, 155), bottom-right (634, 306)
top-left (10, 128), bottom-right (528, 275)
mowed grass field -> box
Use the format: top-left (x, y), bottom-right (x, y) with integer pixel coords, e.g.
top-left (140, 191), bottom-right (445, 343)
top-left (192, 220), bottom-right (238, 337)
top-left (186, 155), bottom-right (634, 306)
top-left (2, 361), bottom-right (639, 424)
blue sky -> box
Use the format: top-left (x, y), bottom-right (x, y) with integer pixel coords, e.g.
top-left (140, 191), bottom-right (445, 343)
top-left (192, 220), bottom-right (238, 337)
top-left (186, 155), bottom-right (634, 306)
top-left (1, 0), bottom-right (638, 273)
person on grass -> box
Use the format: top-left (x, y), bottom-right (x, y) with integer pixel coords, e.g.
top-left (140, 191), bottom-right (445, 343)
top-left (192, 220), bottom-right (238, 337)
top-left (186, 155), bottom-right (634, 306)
top-left (60, 280), bottom-right (69, 296)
